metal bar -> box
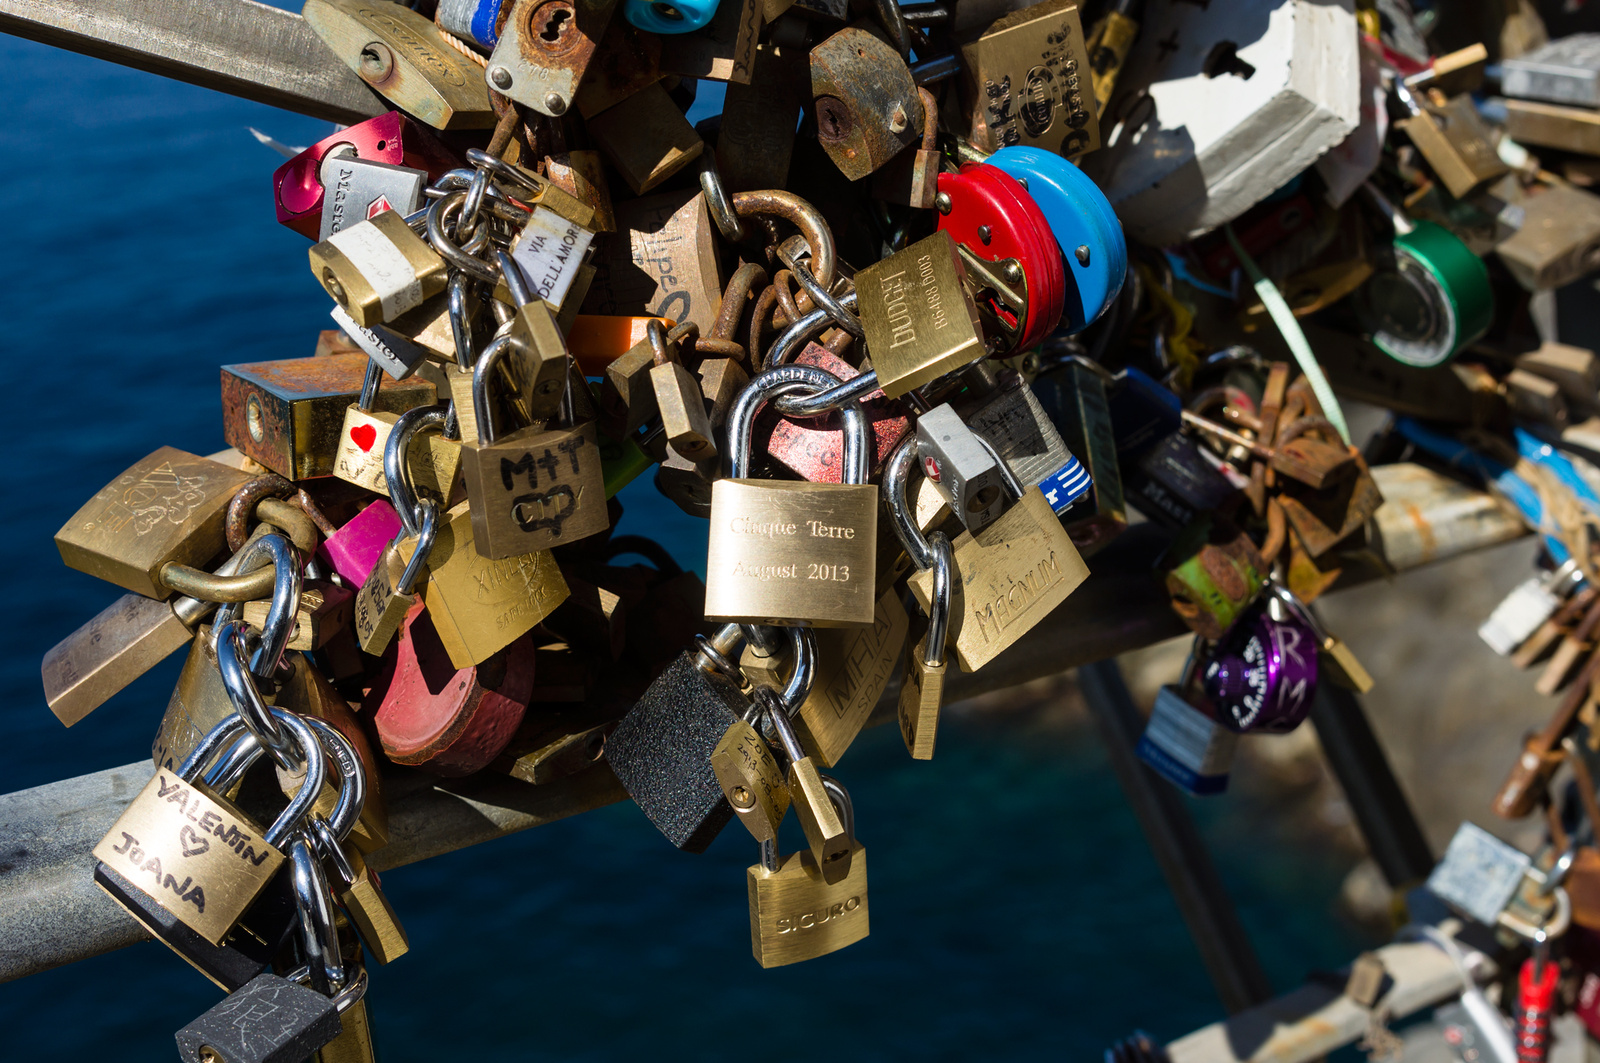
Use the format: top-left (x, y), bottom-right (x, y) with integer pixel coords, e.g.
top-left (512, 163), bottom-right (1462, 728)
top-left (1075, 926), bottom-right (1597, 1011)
top-left (0, 0), bottom-right (385, 125)
top-left (1078, 659), bottom-right (1274, 1013)
top-left (0, 465), bottom-right (1528, 984)
top-left (1310, 682), bottom-right (1436, 888)
top-left (1164, 937), bottom-right (1476, 1063)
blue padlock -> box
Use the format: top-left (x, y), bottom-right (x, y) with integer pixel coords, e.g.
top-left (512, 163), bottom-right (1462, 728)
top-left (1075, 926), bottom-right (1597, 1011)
top-left (988, 145), bottom-right (1126, 335)
top-left (624, 0), bottom-right (720, 34)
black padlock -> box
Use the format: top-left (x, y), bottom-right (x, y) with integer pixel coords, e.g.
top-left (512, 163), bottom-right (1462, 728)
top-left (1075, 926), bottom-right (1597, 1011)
top-left (604, 625), bottom-right (753, 853)
top-left (175, 973), bottom-right (343, 1063)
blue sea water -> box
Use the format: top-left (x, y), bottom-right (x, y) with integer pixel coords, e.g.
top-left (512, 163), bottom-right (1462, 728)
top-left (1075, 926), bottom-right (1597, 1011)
top-left (0, 25), bottom-right (1372, 1059)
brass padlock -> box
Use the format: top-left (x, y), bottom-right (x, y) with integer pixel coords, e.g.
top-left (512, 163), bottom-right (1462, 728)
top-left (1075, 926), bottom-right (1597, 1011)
top-left (582, 188), bottom-right (724, 330)
top-left (717, 43), bottom-right (804, 192)
top-left (855, 230), bottom-right (986, 399)
top-left (746, 775), bottom-right (868, 967)
top-left (55, 447), bottom-right (253, 599)
top-left (958, 0), bottom-right (1098, 159)
top-left (648, 320), bottom-right (717, 461)
top-left (873, 86), bottom-right (941, 210)
top-left (906, 448), bottom-right (1089, 672)
top-left (1394, 83), bottom-right (1509, 200)
top-left (487, 0), bottom-right (622, 119)
top-left (1496, 184), bottom-right (1600, 292)
top-left (458, 328), bottom-right (609, 559)
top-left (332, 359), bottom-right (402, 495)
top-left (302, 0), bottom-right (497, 129)
top-left (309, 209), bottom-right (449, 329)
top-left (659, 0), bottom-right (761, 83)
top-left (704, 364), bottom-right (879, 627)
top-left (810, 25), bottom-right (923, 181)
top-left (585, 81), bottom-right (706, 196)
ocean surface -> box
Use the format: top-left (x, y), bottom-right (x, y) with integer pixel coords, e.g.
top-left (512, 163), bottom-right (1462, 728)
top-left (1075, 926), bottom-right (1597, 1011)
top-left (0, 23), bottom-right (1370, 1059)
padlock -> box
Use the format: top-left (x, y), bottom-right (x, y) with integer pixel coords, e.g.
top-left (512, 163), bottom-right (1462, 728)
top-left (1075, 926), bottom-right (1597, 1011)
top-left (302, 0), bottom-right (497, 129)
top-left (1481, 559), bottom-right (1586, 657)
top-left (1135, 639), bottom-right (1238, 797)
top-left (318, 500), bottom-right (404, 589)
top-left (586, 81), bottom-right (706, 196)
top-left (605, 625), bottom-right (756, 852)
top-left (1275, 447), bottom-right (1383, 559)
top-left (309, 210), bottom-right (449, 329)
top-left (1164, 524), bottom-right (1267, 642)
top-left (1121, 433), bottom-right (1242, 530)
top-left (648, 319), bottom-right (717, 461)
top-left (273, 112), bottom-right (459, 241)
top-left (458, 322), bottom-right (609, 558)
top-left (704, 364), bottom-right (879, 627)
top-left (95, 709), bottom-right (322, 958)
top-left (916, 403), bottom-right (1011, 536)
top-left (1392, 81), bottom-right (1508, 200)
top-left (55, 447), bottom-right (253, 599)
top-left (759, 341), bottom-right (910, 483)
top-left (366, 601), bottom-right (536, 776)
top-left (240, 580), bottom-right (351, 654)
top-left (855, 230), bottom-right (986, 399)
top-left (486, 0), bottom-right (620, 120)
top-left (1352, 209), bottom-right (1493, 369)
top-left (711, 703), bottom-right (790, 844)
top-left (331, 303), bottom-right (433, 382)
top-left (756, 674), bottom-right (852, 881)
top-left (600, 329), bottom-right (664, 441)
top-left (717, 43), bottom-right (803, 192)
top-left (936, 162), bottom-right (1066, 355)
top-left (1031, 357), bottom-right (1127, 555)
top-left (307, 815), bottom-right (408, 966)
top-left (1265, 582), bottom-right (1373, 694)
top-left (353, 497), bottom-right (438, 657)
top-left (957, 0), bottom-right (1097, 159)
top-left (504, 206), bottom-right (597, 313)
top-left (221, 354), bottom-right (436, 480)
top-left (905, 437), bottom-right (1088, 672)
top-left (582, 188), bottom-right (724, 329)
top-left (958, 364), bottom-right (1094, 518)
top-left (332, 359), bottom-right (404, 495)
top-left (176, 973), bottom-right (347, 1063)
top-left (899, 531), bottom-right (953, 761)
top-left (987, 144), bottom-right (1125, 334)
top-left (1083, 0), bottom-right (1139, 117)
top-left (1202, 594), bottom-right (1319, 734)
top-left (1496, 184), bottom-right (1600, 292)
top-left (625, 0), bottom-right (719, 33)
top-left (313, 146), bottom-right (426, 244)
top-left (658, 0), bottom-right (760, 83)
top-left (746, 775), bottom-right (868, 967)
top-left (809, 25), bottom-right (923, 181)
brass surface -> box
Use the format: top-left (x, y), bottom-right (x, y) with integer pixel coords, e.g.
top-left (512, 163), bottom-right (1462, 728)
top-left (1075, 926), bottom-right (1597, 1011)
top-left (1496, 184), bottom-right (1600, 291)
top-left (582, 189), bottom-right (723, 331)
top-left (898, 635), bottom-right (946, 760)
top-left (93, 772), bottom-right (283, 945)
top-left (659, 0), bottom-right (760, 83)
top-left (711, 717), bottom-right (790, 843)
top-left (585, 82), bottom-right (705, 196)
top-left (793, 589), bottom-right (909, 767)
top-left (1396, 96), bottom-right (1508, 199)
top-left (703, 480), bottom-right (880, 627)
top-left (353, 547), bottom-right (414, 656)
top-left (220, 354), bottom-right (436, 480)
top-left (151, 627), bottom-right (233, 774)
top-left (241, 584), bottom-right (351, 652)
top-left (55, 447), bottom-right (251, 599)
top-left (787, 756), bottom-right (851, 881)
top-left (510, 302), bottom-right (570, 423)
top-left (856, 231), bottom-right (984, 398)
top-left (959, 0), bottom-right (1098, 158)
top-left (1506, 98), bottom-right (1600, 156)
top-left (399, 502), bottom-right (570, 668)
top-left (340, 851), bottom-right (409, 964)
top-left (717, 44), bottom-right (801, 191)
top-left (312, 996), bottom-right (376, 1063)
top-left (333, 407), bottom-right (400, 494)
top-left (301, 0), bottom-right (496, 129)
top-left (43, 593), bottom-right (192, 727)
top-left (309, 210), bottom-right (449, 327)
top-left (461, 423), bottom-right (610, 558)
top-left (810, 26), bottom-right (923, 180)
top-left (653, 361), bottom-right (716, 460)
top-left (1321, 636), bottom-right (1375, 694)
top-left (747, 845), bottom-right (868, 967)
top-left (910, 489), bottom-right (1088, 672)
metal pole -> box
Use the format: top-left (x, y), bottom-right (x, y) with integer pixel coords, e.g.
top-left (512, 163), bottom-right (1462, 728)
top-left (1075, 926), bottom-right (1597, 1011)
top-left (1078, 658), bottom-right (1274, 1014)
top-left (1309, 681), bottom-right (1435, 888)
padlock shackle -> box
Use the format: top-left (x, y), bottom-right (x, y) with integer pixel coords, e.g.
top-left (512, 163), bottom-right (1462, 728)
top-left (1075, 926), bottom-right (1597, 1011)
top-left (448, 271), bottom-right (476, 370)
top-left (724, 364), bottom-right (868, 483)
top-left (427, 191), bottom-right (500, 286)
top-left (971, 431), bottom-right (1028, 501)
top-left (883, 434), bottom-right (935, 571)
top-left (309, 815), bottom-right (359, 891)
top-left (698, 155), bottom-right (748, 243)
top-left (786, 258), bottom-right (863, 340)
top-left (213, 532), bottom-right (303, 681)
top-left (395, 497), bottom-right (439, 596)
top-left (495, 248), bottom-right (531, 309)
top-left (472, 333), bottom-right (516, 444)
top-left (291, 835), bottom-right (347, 997)
top-left (924, 531), bottom-right (953, 669)
top-left (767, 289), bottom-right (859, 369)
top-left (301, 715), bottom-right (367, 844)
top-left (769, 368), bottom-right (880, 419)
top-left (177, 706), bottom-right (326, 850)
top-left (730, 190), bottom-right (837, 301)
top-left (818, 773), bottom-right (856, 842)
top-left (384, 404), bottom-right (450, 537)
top-left (358, 357), bottom-right (383, 411)
top-left (216, 621), bottom-right (303, 774)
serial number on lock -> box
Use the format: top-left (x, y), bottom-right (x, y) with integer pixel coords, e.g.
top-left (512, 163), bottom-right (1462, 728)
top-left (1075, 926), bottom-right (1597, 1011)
top-left (726, 518), bottom-right (858, 539)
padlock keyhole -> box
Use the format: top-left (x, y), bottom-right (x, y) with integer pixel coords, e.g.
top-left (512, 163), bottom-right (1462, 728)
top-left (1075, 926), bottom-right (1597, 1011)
top-left (1202, 41), bottom-right (1255, 81)
top-left (540, 8), bottom-right (572, 40)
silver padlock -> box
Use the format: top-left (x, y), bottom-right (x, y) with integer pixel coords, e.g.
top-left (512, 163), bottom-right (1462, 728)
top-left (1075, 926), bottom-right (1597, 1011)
top-left (318, 146), bottom-right (427, 242)
top-left (915, 403), bottom-right (1009, 535)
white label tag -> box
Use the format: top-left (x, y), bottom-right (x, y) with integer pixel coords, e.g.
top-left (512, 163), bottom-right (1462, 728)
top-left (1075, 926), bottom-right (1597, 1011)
top-left (330, 306), bottom-right (426, 381)
top-left (1136, 686), bottom-right (1237, 796)
top-left (511, 207), bottom-right (594, 310)
top-left (1427, 822), bottom-right (1531, 927)
top-left (1478, 578), bottom-right (1559, 655)
top-left (327, 221), bottom-right (424, 321)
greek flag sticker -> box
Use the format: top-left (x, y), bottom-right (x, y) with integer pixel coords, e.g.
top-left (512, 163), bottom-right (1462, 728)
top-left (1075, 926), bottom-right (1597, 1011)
top-left (1041, 456), bottom-right (1093, 514)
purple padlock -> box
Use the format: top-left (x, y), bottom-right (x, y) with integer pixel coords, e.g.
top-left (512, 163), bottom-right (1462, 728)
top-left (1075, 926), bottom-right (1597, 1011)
top-left (318, 499), bottom-right (403, 587)
top-left (1203, 600), bottom-right (1319, 734)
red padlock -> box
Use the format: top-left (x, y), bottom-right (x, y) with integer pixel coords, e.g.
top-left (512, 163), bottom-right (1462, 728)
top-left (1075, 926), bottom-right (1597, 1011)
top-left (754, 342), bottom-right (911, 482)
top-left (273, 112), bottom-right (461, 240)
top-left (936, 163), bottom-right (1066, 355)
top-left (365, 602), bottom-right (536, 777)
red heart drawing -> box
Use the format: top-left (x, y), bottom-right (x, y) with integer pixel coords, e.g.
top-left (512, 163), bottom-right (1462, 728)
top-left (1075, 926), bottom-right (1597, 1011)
top-left (351, 424), bottom-right (378, 452)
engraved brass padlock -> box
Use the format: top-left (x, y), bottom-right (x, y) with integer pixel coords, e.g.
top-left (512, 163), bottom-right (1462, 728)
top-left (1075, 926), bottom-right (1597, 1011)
top-left (704, 364), bottom-right (879, 627)
top-left (747, 776), bottom-right (868, 967)
top-left (309, 209), bottom-right (448, 328)
top-left (855, 230), bottom-right (986, 399)
top-left (958, 0), bottom-right (1098, 158)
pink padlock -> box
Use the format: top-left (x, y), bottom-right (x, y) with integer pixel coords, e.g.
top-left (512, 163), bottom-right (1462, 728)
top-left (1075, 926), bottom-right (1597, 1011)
top-left (319, 499), bottom-right (403, 587)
